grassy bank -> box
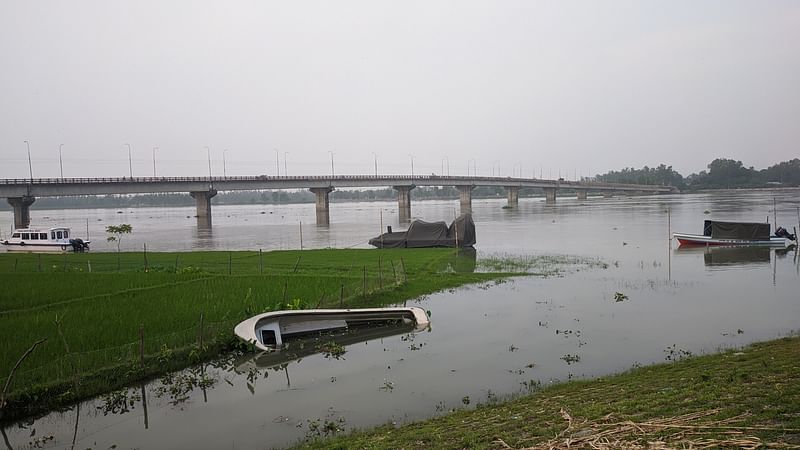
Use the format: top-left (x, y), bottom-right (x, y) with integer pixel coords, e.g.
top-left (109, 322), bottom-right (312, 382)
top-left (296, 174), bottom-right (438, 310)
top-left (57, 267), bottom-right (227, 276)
top-left (298, 336), bottom-right (800, 449)
top-left (0, 248), bottom-right (520, 422)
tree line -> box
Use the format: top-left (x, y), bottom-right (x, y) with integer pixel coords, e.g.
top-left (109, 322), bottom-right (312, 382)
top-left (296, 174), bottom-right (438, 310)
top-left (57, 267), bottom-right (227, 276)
top-left (595, 158), bottom-right (800, 191)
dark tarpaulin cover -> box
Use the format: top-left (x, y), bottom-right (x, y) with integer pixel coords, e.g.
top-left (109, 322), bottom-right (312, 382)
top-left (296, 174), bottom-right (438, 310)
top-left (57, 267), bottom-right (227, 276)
top-left (369, 214), bottom-right (476, 248)
top-left (703, 220), bottom-right (771, 240)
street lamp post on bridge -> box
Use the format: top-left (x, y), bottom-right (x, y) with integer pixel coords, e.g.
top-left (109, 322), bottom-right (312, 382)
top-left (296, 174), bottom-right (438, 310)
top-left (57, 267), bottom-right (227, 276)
top-left (152, 147), bottom-right (159, 177)
top-left (58, 144), bottom-right (64, 179)
top-left (24, 140), bottom-right (33, 181)
top-left (124, 143), bottom-right (132, 177)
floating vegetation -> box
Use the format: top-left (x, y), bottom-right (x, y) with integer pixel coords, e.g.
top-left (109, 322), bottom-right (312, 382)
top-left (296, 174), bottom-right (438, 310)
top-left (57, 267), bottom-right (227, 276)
top-left (316, 341), bottom-right (347, 360)
top-left (614, 292), bottom-right (629, 302)
top-left (561, 354), bottom-right (581, 365)
top-left (304, 410), bottom-right (346, 439)
top-left (98, 388), bottom-right (142, 415)
top-left (379, 379), bottom-right (395, 391)
top-left (664, 344), bottom-right (693, 362)
top-left (476, 253), bottom-right (608, 275)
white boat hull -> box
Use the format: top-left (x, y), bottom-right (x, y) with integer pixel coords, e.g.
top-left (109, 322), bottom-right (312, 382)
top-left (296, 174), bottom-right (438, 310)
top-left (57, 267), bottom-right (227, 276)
top-left (2, 242), bottom-right (78, 253)
top-left (235, 307), bottom-right (430, 351)
top-left (673, 232), bottom-right (793, 247)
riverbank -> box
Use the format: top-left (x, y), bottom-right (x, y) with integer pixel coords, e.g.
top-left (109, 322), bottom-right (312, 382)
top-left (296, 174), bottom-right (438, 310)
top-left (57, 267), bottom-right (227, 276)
top-left (0, 249), bottom-right (528, 423)
top-left (298, 335), bottom-right (800, 449)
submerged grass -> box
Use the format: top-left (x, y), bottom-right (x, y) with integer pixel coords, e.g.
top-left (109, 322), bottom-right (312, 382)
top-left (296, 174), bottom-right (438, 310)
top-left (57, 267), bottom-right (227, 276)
top-left (0, 248), bottom-right (560, 422)
top-left (298, 336), bottom-right (800, 449)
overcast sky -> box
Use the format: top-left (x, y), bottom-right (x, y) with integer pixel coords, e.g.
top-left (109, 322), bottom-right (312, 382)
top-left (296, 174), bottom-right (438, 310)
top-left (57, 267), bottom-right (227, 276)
top-left (1, 1), bottom-right (798, 179)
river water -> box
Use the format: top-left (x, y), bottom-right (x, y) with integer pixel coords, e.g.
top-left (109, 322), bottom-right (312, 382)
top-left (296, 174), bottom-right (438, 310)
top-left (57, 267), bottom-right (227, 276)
top-left (2, 190), bottom-right (799, 449)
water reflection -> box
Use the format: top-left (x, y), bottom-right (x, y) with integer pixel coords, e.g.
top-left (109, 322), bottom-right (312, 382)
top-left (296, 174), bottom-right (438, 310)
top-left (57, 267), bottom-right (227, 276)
top-left (673, 245), bottom-right (798, 269)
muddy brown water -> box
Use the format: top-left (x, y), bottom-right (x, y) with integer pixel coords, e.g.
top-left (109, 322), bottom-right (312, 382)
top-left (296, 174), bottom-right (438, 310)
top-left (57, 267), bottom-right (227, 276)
top-left (2, 190), bottom-right (799, 449)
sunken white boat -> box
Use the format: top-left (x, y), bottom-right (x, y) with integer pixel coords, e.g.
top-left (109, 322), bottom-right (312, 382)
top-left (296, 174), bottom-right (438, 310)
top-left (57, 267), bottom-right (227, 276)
top-left (234, 307), bottom-right (430, 351)
top-left (1, 227), bottom-right (90, 252)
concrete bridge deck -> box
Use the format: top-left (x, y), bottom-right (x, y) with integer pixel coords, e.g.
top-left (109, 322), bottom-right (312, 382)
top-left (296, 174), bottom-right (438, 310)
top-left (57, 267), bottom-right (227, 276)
top-left (0, 175), bottom-right (675, 228)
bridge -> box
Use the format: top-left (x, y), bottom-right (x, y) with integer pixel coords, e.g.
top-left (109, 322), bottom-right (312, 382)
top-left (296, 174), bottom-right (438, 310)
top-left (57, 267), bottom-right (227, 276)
top-left (0, 175), bottom-right (675, 228)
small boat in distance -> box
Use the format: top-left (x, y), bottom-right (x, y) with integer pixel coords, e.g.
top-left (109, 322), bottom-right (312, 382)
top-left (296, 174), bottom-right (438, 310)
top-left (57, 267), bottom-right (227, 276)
top-left (673, 220), bottom-right (796, 247)
top-left (1, 227), bottom-right (90, 252)
top-left (234, 307), bottom-right (430, 351)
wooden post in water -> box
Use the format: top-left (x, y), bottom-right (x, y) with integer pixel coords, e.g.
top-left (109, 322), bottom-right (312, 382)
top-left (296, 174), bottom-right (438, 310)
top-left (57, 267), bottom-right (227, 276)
top-left (299, 221), bottom-right (303, 250)
top-left (138, 324), bottom-right (145, 367)
top-left (667, 207), bottom-right (671, 282)
top-left (773, 197), bottom-right (777, 227)
top-left (259, 249), bottom-right (263, 274)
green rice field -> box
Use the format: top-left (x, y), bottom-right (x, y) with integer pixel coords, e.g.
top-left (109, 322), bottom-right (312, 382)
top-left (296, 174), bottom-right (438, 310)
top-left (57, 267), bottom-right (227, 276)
top-left (0, 248), bottom-right (511, 421)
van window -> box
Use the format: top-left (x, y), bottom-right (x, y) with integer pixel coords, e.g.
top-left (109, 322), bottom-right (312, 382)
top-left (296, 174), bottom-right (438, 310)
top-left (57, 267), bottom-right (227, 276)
top-left (40, 233), bottom-right (48, 239)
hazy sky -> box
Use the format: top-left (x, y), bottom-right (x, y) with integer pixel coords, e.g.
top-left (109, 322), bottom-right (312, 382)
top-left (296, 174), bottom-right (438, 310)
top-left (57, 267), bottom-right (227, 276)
top-left (1, 1), bottom-right (798, 179)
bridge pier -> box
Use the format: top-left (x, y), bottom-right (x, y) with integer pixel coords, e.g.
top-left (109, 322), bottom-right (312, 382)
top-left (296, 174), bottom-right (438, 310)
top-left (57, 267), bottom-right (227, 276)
top-left (310, 187), bottom-right (335, 225)
top-left (576, 189), bottom-right (588, 200)
top-left (458, 185), bottom-right (475, 214)
top-left (544, 188), bottom-right (557, 205)
top-left (505, 186), bottom-right (519, 208)
top-left (393, 185), bottom-right (415, 222)
top-left (190, 189), bottom-right (217, 228)
top-left (8, 196), bottom-right (35, 229)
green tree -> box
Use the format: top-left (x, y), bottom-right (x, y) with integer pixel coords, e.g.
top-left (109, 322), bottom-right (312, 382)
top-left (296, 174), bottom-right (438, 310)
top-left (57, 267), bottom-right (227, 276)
top-left (106, 224), bottom-right (133, 252)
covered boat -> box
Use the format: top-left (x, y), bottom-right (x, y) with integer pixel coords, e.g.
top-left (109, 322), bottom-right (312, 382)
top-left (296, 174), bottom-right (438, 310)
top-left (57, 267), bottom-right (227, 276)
top-left (673, 220), bottom-right (796, 247)
top-left (234, 307), bottom-right (430, 351)
top-left (368, 214), bottom-right (476, 248)
top-left (1, 227), bottom-right (90, 252)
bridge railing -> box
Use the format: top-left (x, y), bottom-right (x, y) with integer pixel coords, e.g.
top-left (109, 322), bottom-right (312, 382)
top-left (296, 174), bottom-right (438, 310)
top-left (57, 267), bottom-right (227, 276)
top-left (0, 175), bottom-right (672, 190)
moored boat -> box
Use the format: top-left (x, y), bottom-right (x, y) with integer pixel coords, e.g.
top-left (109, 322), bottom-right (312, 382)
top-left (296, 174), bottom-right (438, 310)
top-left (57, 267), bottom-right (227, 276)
top-left (234, 307), bottom-right (430, 351)
top-left (1, 227), bottom-right (90, 252)
top-left (673, 220), bottom-right (796, 247)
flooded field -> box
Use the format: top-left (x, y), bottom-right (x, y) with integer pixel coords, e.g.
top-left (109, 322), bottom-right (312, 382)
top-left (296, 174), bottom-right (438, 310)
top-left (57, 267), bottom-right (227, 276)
top-left (2, 189), bottom-right (799, 449)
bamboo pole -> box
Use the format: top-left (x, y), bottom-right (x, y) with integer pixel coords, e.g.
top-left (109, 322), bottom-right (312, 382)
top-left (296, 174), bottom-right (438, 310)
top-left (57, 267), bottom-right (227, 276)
top-left (259, 249), bottom-right (263, 274)
top-left (143, 243), bottom-right (148, 272)
top-left (363, 266), bottom-right (367, 298)
top-left (339, 283), bottom-right (344, 308)
top-left (199, 313), bottom-right (204, 350)
top-left (378, 255), bottom-right (383, 289)
top-left (1, 338), bottom-right (47, 410)
top-left (228, 252), bottom-right (232, 275)
top-left (138, 324), bottom-right (145, 367)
